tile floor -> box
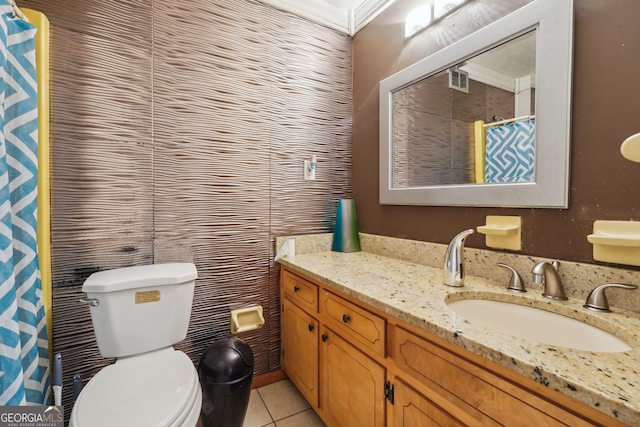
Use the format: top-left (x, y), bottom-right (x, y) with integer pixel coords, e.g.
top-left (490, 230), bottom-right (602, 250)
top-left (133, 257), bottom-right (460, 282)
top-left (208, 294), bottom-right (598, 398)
top-left (243, 379), bottom-right (326, 427)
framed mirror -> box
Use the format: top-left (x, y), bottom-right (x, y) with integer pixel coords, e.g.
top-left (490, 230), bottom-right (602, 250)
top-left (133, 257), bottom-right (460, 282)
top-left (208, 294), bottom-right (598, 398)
top-left (379, 0), bottom-right (573, 207)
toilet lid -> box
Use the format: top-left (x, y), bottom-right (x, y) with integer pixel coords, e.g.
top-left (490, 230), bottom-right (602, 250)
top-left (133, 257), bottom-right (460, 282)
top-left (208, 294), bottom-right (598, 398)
top-left (71, 348), bottom-right (199, 427)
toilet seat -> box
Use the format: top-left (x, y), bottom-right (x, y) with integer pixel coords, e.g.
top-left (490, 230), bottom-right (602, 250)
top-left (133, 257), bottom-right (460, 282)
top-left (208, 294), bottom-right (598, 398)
top-left (70, 347), bottom-right (201, 427)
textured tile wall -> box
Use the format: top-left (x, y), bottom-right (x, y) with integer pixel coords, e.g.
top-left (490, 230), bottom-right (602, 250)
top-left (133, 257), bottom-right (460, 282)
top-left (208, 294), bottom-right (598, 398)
top-left (23, 0), bottom-right (352, 410)
top-left (392, 72), bottom-right (514, 187)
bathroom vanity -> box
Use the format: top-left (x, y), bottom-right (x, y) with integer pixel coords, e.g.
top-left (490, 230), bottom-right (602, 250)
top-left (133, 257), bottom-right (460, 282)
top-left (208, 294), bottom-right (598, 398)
top-left (277, 234), bottom-right (639, 426)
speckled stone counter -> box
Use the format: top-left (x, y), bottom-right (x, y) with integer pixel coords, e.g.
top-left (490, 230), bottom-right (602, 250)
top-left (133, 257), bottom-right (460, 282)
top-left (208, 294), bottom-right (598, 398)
top-left (276, 233), bottom-right (640, 425)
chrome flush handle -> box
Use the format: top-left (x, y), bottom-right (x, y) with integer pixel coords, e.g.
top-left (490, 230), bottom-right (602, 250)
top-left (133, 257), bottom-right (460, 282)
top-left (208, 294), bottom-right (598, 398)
top-left (79, 297), bottom-right (99, 307)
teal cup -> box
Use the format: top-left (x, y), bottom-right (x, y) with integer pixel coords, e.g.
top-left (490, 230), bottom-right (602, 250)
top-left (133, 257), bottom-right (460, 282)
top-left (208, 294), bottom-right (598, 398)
top-left (332, 199), bottom-right (361, 253)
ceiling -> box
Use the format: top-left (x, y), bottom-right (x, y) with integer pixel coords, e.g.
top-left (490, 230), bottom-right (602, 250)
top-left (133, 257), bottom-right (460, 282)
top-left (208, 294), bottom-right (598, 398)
top-left (258, 0), bottom-right (397, 35)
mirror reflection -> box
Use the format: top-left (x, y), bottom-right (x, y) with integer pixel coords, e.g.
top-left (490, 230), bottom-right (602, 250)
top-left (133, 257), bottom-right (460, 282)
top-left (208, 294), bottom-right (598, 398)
top-left (391, 30), bottom-right (537, 188)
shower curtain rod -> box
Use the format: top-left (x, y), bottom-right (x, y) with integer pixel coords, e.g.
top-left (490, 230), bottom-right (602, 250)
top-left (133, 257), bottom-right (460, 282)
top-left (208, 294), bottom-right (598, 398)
top-left (483, 114), bottom-right (535, 128)
top-left (8, 0), bottom-right (27, 20)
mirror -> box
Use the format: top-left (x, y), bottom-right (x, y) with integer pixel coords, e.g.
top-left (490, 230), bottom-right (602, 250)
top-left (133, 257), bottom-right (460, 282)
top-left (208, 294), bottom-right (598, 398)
top-left (392, 30), bottom-right (536, 187)
top-left (380, 0), bottom-right (573, 207)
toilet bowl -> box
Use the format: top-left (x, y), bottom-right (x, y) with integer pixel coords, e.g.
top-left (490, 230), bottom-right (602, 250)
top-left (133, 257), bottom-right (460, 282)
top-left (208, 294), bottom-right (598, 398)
top-left (70, 348), bottom-right (201, 427)
top-left (71, 263), bottom-right (201, 427)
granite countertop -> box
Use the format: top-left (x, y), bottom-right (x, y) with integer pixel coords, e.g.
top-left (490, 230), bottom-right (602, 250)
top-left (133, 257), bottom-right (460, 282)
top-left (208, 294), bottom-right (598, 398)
top-left (278, 250), bottom-right (640, 425)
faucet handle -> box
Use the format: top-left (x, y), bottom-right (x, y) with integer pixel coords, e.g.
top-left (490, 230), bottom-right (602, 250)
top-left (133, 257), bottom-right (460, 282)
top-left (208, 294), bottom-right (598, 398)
top-left (583, 283), bottom-right (638, 312)
top-left (497, 263), bottom-right (526, 293)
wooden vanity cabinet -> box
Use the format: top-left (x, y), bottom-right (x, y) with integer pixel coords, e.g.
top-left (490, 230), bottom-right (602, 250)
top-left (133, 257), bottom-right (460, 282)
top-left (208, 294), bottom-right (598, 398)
top-left (391, 325), bottom-right (618, 427)
top-left (280, 267), bottom-right (628, 427)
top-left (281, 298), bottom-right (319, 406)
top-left (320, 325), bottom-right (386, 427)
top-left (321, 289), bottom-right (386, 358)
top-left (282, 269), bottom-right (318, 313)
top-left (393, 377), bottom-right (483, 427)
top-left (281, 269), bottom-right (387, 426)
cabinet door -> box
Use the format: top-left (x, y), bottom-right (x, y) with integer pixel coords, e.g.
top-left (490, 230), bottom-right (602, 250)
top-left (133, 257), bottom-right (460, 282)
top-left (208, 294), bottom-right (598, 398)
top-left (320, 326), bottom-right (385, 427)
top-left (394, 378), bottom-right (482, 427)
top-left (282, 299), bottom-right (319, 407)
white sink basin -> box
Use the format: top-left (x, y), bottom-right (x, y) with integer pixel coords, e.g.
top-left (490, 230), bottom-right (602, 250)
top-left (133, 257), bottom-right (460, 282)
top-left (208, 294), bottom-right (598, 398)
top-left (446, 299), bottom-right (631, 353)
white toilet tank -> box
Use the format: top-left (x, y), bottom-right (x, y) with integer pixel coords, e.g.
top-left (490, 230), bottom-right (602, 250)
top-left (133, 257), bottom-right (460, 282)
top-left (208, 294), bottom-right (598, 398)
top-left (82, 263), bottom-right (198, 358)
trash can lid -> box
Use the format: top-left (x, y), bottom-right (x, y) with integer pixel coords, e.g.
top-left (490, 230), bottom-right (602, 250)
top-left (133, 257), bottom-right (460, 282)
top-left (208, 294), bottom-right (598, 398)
top-left (198, 337), bottom-right (254, 383)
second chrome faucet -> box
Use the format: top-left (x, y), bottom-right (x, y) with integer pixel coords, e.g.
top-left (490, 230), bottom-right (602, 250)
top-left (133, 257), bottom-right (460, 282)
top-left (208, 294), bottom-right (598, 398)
top-left (531, 260), bottom-right (568, 300)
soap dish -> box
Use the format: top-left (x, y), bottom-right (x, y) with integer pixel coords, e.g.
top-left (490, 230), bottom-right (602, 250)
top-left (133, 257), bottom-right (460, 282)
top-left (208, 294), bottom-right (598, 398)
top-left (621, 133), bottom-right (640, 162)
top-left (477, 216), bottom-right (521, 250)
top-left (587, 220), bottom-right (640, 266)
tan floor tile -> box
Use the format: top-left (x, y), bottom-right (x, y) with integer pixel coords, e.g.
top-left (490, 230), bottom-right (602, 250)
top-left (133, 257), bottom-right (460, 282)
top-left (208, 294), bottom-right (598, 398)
top-left (275, 409), bottom-right (325, 427)
top-left (243, 389), bottom-right (273, 427)
top-left (258, 379), bottom-right (310, 421)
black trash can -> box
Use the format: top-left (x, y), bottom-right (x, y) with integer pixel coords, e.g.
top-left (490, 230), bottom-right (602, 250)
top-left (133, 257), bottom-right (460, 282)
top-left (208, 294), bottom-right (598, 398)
top-left (198, 337), bottom-right (254, 427)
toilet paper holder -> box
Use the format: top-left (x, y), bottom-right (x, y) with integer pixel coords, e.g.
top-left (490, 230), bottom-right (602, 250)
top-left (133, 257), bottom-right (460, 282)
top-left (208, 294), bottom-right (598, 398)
top-left (230, 306), bottom-right (265, 334)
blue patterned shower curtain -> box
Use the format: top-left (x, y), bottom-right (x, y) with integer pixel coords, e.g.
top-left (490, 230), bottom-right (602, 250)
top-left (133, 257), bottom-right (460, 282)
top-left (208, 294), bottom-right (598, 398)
top-left (485, 119), bottom-right (535, 183)
top-left (0, 1), bottom-right (50, 406)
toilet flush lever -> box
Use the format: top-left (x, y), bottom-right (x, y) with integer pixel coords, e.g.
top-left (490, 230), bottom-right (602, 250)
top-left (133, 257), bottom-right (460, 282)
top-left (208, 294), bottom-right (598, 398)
top-left (79, 297), bottom-right (99, 307)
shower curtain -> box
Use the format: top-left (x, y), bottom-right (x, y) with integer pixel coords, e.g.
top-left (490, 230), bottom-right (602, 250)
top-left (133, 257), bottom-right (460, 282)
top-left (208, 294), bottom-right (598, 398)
top-left (485, 119), bottom-right (535, 183)
top-left (0, 1), bottom-right (49, 406)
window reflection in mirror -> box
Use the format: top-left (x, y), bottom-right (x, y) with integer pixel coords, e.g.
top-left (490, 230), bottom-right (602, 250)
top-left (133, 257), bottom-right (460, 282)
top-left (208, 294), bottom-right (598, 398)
top-left (391, 30), bottom-right (537, 188)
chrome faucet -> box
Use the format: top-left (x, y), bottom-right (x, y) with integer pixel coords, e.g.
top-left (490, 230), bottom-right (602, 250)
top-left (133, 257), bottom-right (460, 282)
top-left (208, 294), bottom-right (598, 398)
top-left (443, 229), bottom-right (475, 287)
top-left (531, 261), bottom-right (567, 300)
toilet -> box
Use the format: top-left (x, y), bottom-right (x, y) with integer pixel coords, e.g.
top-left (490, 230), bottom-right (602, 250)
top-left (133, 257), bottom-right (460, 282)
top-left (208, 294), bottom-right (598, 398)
top-left (70, 263), bottom-right (202, 427)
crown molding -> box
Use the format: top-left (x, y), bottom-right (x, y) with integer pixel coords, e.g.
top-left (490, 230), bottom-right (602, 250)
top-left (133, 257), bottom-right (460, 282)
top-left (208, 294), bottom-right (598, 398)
top-left (258, 0), bottom-right (396, 36)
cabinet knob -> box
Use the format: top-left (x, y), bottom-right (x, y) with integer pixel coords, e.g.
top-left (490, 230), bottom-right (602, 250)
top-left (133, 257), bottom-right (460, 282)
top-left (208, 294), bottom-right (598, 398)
top-left (293, 286), bottom-right (300, 292)
top-left (321, 334), bottom-right (328, 342)
top-left (342, 314), bottom-right (351, 323)
top-left (308, 324), bottom-right (314, 332)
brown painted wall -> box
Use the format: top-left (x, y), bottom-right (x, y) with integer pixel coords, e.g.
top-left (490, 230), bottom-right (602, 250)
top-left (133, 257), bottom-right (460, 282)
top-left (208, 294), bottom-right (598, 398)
top-left (353, 0), bottom-right (640, 264)
top-left (23, 0), bottom-right (352, 411)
